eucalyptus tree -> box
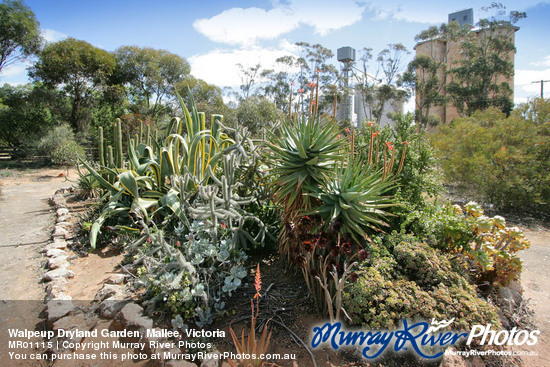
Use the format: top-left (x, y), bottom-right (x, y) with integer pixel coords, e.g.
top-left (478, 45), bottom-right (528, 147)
top-left (354, 44), bottom-right (410, 124)
top-left (113, 46), bottom-right (190, 120)
top-left (446, 5), bottom-right (525, 115)
top-left (0, 0), bottom-right (42, 75)
top-left (30, 38), bottom-right (115, 132)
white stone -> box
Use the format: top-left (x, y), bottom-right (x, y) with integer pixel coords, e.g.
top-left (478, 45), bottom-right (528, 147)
top-left (95, 284), bottom-right (125, 302)
top-left (201, 351), bottom-right (221, 367)
top-left (52, 226), bottom-right (68, 238)
top-left (44, 268), bottom-right (75, 281)
top-left (57, 215), bottom-right (71, 223)
top-left (105, 274), bottom-right (126, 285)
top-left (56, 208), bottom-right (69, 216)
top-left (52, 293), bottom-right (72, 301)
top-left (46, 249), bottom-right (68, 257)
top-left (48, 257), bottom-right (70, 270)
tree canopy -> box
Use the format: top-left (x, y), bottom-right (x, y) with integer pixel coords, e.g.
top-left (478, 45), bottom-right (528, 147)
top-left (30, 38), bottom-right (116, 131)
top-left (113, 46), bottom-right (190, 119)
top-left (0, 0), bottom-right (42, 74)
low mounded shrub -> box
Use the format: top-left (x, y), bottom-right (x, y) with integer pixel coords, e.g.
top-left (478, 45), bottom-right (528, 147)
top-left (343, 234), bottom-right (501, 330)
top-left (37, 124), bottom-right (84, 166)
top-left (399, 201), bottom-right (530, 290)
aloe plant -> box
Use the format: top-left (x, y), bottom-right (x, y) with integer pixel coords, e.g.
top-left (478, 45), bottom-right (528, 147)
top-left (268, 117), bottom-right (342, 259)
top-left (267, 117), bottom-right (342, 214)
top-left (310, 163), bottom-right (396, 243)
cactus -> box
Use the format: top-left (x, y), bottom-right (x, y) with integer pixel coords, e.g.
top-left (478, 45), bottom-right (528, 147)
top-left (146, 125), bottom-right (151, 146)
top-left (98, 126), bottom-right (105, 167)
top-left (107, 145), bottom-right (114, 168)
top-left (115, 118), bottom-right (123, 168)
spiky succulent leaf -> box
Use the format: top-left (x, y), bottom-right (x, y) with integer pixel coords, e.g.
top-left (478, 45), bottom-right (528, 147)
top-left (311, 164), bottom-right (396, 243)
top-left (268, 118), bottom-right (342, 214)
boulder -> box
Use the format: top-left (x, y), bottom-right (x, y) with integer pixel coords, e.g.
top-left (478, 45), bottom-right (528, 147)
top-left (52, 226), bottom-right (69, 239)
top-left (201, 350), bottom-right (221, 367)
top-left (98, 297), bottom-right (131, 319)
top-left (110, 303), bottom-right (153, 342)
top-left (105, 274), bottom-right (126, 285)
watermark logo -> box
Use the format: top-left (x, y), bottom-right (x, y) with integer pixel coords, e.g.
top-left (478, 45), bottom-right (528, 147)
top-left (466, 324), bottom-right (539, 346)
top-left (426, 318), bottom-right (455, 334)
top-left (310, 319), bottom-right (539, 360)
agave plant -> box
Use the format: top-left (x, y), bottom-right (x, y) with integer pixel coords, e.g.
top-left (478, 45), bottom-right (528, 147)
top-left (310, 163), bottom-right (396, 243)
top-left (81, 90), bottom-right (260, 249)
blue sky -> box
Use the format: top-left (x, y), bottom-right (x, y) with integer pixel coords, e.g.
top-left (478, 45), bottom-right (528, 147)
top-left (2, 0), bottom-right (550, 107)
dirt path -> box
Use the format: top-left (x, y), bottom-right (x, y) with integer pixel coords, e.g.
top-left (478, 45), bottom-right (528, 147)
top-left (0, 168), bottom-right (71, 366)
top-left (519, 227), bottom-right (550, 366)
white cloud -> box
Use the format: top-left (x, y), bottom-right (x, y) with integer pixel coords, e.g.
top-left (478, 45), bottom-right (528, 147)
top-left (42, 29), bottom-right (67, 43)
top-left (193, 0), bottom-right (366, 46)
top-left (367, 0), bottom-right (550, 24)
top-left (0, 60), bottom-right (33, 85)
top-left (530, 55), bottom-right (550, 68)
top-left (0, 63), bottom-right (27, 78)
top-left (189, 41), bottom-right (298, 88)
top-left (514, 68), bottom-right (550, 101)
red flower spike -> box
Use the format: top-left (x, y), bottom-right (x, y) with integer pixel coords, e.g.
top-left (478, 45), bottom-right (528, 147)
top-left (372, 131), bottom-right (380, 138)
top-left (401, 141), bottom-right (410, 146)
top-left (385, 141), bottom-right (394, 151)
top-left (367, 122), bottom-right (375, 127)
top-left (298, 88), bottom-right (304, 93)
top-left (221, 222), bottom-right (227, 229)
top-left (316, 68), bottom-right (320, 73)
top-left (345, 127), bottom-right (351, 134)
top-left (254, 264), bottom-right (262, 298)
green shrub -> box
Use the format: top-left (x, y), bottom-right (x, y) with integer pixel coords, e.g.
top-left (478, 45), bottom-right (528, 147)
top-left (399, 201), bottom-right (531, 290)
top-left (51, 139), bottom-right (85, 167)
top-left (432, 100), bottom-right (550, 215)
top-left (343, 234), bottom-right (501, 330)
top-left (400, 201), bottom-right (474, 252)
top-left (37, 124), bottom-right (84, 166)
top-left (392, 237), bottom-right (469, 289)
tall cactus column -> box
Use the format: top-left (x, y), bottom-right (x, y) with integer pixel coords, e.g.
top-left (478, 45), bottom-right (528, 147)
top-left (98, 126), bottom-right (105, 166)
top-left (114, 118), bottom-right (123, 169)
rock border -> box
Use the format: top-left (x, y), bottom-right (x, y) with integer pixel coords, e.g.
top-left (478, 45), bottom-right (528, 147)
top-left (42, 188), bottom-right (205, 367)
